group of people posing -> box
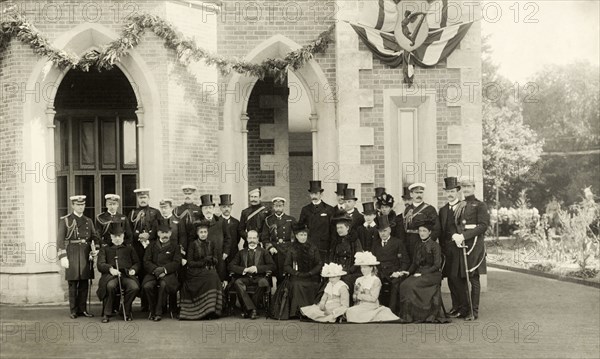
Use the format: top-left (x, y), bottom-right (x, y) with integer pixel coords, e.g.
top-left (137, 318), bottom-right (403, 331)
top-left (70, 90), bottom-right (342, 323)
top-left (56, 176), bottom-right (489, 324)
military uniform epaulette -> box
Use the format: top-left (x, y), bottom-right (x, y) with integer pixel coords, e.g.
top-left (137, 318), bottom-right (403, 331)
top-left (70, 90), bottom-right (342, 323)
top-left (60, 214), bottom-right (70, 220)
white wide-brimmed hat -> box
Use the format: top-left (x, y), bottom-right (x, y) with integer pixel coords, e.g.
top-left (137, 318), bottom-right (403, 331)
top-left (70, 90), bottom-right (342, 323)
top-left (321, 263), bottom-right (347, 278)
top-left (354, 251), bottom-right (380, 266)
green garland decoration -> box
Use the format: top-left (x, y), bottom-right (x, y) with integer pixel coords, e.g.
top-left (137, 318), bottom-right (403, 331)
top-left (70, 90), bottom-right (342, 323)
top-left (0, 8), bottom-right (335, 82)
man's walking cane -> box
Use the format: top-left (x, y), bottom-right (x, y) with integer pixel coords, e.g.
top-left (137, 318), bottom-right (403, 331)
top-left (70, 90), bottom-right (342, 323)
top-left (114, 256), bottom-right (127, 321)
top-left (459, 243), bottom-right (475, 320)
top-left (88, 240), bottom-right (96, 314)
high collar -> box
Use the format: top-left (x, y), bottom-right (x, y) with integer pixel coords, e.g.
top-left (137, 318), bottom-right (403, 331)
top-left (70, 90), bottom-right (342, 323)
top-left (221, 215), bottom-right (231, 220)
top-left (448, 199), bottom-right (459, 206)
top-left (364, 221), bottom-right (376, 228)
top-left (312, 200), bottom-right (322, 206)
top-left (73, 212), bottom-right (83, 218)
top-left (465, 194), bottom-right (476, 201)
top-left (108, 211), bottom-right (117, 216)
top-left (275, 213), bottom-right (284, 220)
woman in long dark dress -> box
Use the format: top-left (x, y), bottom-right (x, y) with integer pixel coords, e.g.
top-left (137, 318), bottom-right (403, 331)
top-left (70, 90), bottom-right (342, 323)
top-left (397, 221), bottom-right (449, 323)
top-left (271, 223), bottom-right (322, 319)
top-left (329, 214), bottom-right (363, 288)
top-left (179, 220), bottom-right (223, 320)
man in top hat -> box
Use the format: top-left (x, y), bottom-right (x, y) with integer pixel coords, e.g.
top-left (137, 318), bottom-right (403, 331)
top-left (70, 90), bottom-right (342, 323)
top-left (438, 176), bottom-right (464, 316)
top-left (142, 223), bottom-right (182, 321)
top-left (391, 186), bottom-right (412, 238)
top-left (371, 215), bottom-right (411, 308)
top-left (399, 183), bottom-right (440, 261)
top-left (128, 188), bottom-right (160, 311)
top-left (96, 224), bottom-right (140, 323)
top-left (158, 198), bottom-right (186, 255)
top-left (199, 194), bottom-right (231, 282)
top-left (219, 194), bottom-right (241, 265)
top-left (298, 180), bottom-right (336, 259)
top-left (261, 196), bottom-right (297, 281)
top-left (228, 230), bottom-right (276, 319)
top-left (57, 195), bottom-right (99, 319)
top-left (333, 183), bottom-right (348, 216)
top-left (356, 202), bottom-right (378, 252)
top-left (343, 188), bottom-right (365, 231)
top-left (96, 194), bottom-right (132, 247)
top-left (238, 188), bottom-right (271, 241)
top-left (450, 176), bottom-right (489, 320)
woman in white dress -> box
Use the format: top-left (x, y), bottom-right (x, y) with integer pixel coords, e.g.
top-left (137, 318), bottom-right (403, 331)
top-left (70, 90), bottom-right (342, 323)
top-left (300, 263), bottom-right (349, 322)
top-left (346, 251), bottom-right (399, 323)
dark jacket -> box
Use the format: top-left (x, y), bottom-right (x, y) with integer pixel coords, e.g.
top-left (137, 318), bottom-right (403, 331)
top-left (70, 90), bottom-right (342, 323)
top-left (329, 231), bottom-right (363, 273)
top-left (357, 222), bottom-right (378, 252)
top-left (228, 247), bottom-right (275, 276)
top-left (284, 242), bottom-right (323, 282)
top-left (95, 211), bottom-right (132, 247)
top-left (239, 204), bottom-right (271, 240)
top-left (261, 213), bottom-right (296, 249)
top-left (96, 244), bottom-right (140, 300)
top-left (439, 202), bottom-right (461, 277)
top-left (142, 239), bottom-right (181, 292)
top-left (297, 201), bottom-right (335, 252)
top-left (372, 235), bottom-right (411, 279)
top-left (57, 213), bottom-right (99, 281)
top-left (222, 215), bottom-right (241, 259)
top-left (455, 195), bottom-right (489, 276)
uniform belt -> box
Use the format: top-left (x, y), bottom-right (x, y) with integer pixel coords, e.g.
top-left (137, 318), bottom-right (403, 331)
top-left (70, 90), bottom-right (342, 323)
top-left (406, 229), bottom-right (419, 234)
top-left (464, 224), bottom-right (476, 230)
top-left (69, 239), bottom-right (87, 244)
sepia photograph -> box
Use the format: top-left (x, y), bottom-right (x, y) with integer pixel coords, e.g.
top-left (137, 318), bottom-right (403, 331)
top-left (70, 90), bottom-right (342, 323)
top-left (0, 0), bottom-right (598, 358)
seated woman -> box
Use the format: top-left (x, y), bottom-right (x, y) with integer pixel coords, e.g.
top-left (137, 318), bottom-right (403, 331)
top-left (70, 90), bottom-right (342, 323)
top-left (179, 220), bottom-right (223, 320)
top-left (300, 263), bottom-right (349, 322)
top-left (346, 252), bottom-right (399, 323)
top-left (329, 214), bottom-right (363, 289)
top-left (397, 221), bottom-right (449, 323)
top-left (271, 223), bottom-right (323, 319)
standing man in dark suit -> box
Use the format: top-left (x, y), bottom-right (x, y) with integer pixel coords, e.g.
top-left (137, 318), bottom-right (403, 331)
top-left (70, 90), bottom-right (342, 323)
top-left (343, 188), bottom-right (365, 231)
top-left (173, 184), bottom-right (201, 243)
top-left (451, 177), bottom-right (489, 320)
top-left (371, 215), bottom-right (410, 308)
top-left (438, 177), bottom-right (463, 316)
top-left (333, 183), bottom-right (348, 216)
top-left (57, 195), bottom-right (99, 319)
top-left (228, 230), bottom-right (275, 319)
top-left (219, 194), bottom-right (241, 265)
top-left (399, 183), bottom-right (440, 261)
top-left (158, 198), bottom-right (186, 253)
top-left (96, 194), bottom-right (132, 247)
top-left (238, 188), bottom-right (270, 241)
top-left (199, 194), bottom-right (231, 283)
top-left (357, 202), bottom-right (378, 252)
top-left (392, 186), bottom-right (412, 239)
top-left (262, 197), bottom-right (296, 281)
top-left (298, 180), bottom-right (335, 260)
top-left (128, 188), bottom-right (160, 312)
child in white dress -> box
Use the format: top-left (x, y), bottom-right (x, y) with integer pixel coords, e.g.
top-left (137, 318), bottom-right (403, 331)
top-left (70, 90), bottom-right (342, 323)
top-left (300, 263), bottom-right (349, 322)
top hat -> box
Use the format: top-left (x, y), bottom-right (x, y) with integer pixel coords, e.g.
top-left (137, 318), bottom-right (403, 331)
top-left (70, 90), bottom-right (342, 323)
top-left (374, 187), bottom-right (386, 198)
top-left (157, 222), bottom-right (172, 233)
top-left (308, 180), bottom-right (324, 193)
top-left (401, 186), bottom-right (411, 200)
top-left (200, 194), bottom-right (214, 207)
top-left (109, 222), bottom-right (124, 236)
top-left (219, 194), bottom-right (234, 206)
top-left (362, 202), bottom-right (377, 215)
top-left (335, 183), bottom-right (348, 195)
top-left (376, 214), bottom-right (391, 231)
top-left (70, 195), bottom-right (86, 204)
top-left (343, 188), bottom-right (358, 201)
top-left (443, 177), bottom-right (461, 191)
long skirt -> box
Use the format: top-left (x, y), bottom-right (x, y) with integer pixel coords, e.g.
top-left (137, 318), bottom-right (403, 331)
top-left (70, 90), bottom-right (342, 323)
top-left (179, 267), bottom-right (223, 320)
top-left (300, 301), bottom-right (346, 323)
top-left (346, 302), bottom-right (399, 323)
top-left (398, 272), bottom-right (449, 323)
top-left (271, 277), bottom-right (319, 319)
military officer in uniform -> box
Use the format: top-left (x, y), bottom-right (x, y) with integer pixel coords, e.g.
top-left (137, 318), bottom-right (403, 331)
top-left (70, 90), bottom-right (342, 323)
top-left (450, 177), bottom-right (489, 320)
top-left (343, 188), bottom-right (365, 231)
top-left (97, 224), bottom-right (141, 323)
top-left (333, 183), bottom-right (348, 216)
top-left (173, 184), bottom-right (201, 247)
top-left (298, 180), bottom-right (336, 259)
top-left (399, 183), bottom-right (440, 261)
top-left (438, 177), bottom-right (463, 316)
top-left (57, 195), bottom-right (99, 319)
top-left (219, 194), bottom-right (241, 264)
top-left (238, 188), bottom-right (270, 241)
top-left (128, 188), bottom-right (160, 311)
top-left (262, 197), bottom-right (297, 281)
top-left (96, 194), bottom-right (132, 247)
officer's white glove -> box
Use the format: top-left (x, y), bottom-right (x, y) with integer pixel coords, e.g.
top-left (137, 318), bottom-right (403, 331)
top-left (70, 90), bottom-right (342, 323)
top-left (60, 257), bottom-right (69, 269)
top-left (452, 233), bottom-right (465, 247)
